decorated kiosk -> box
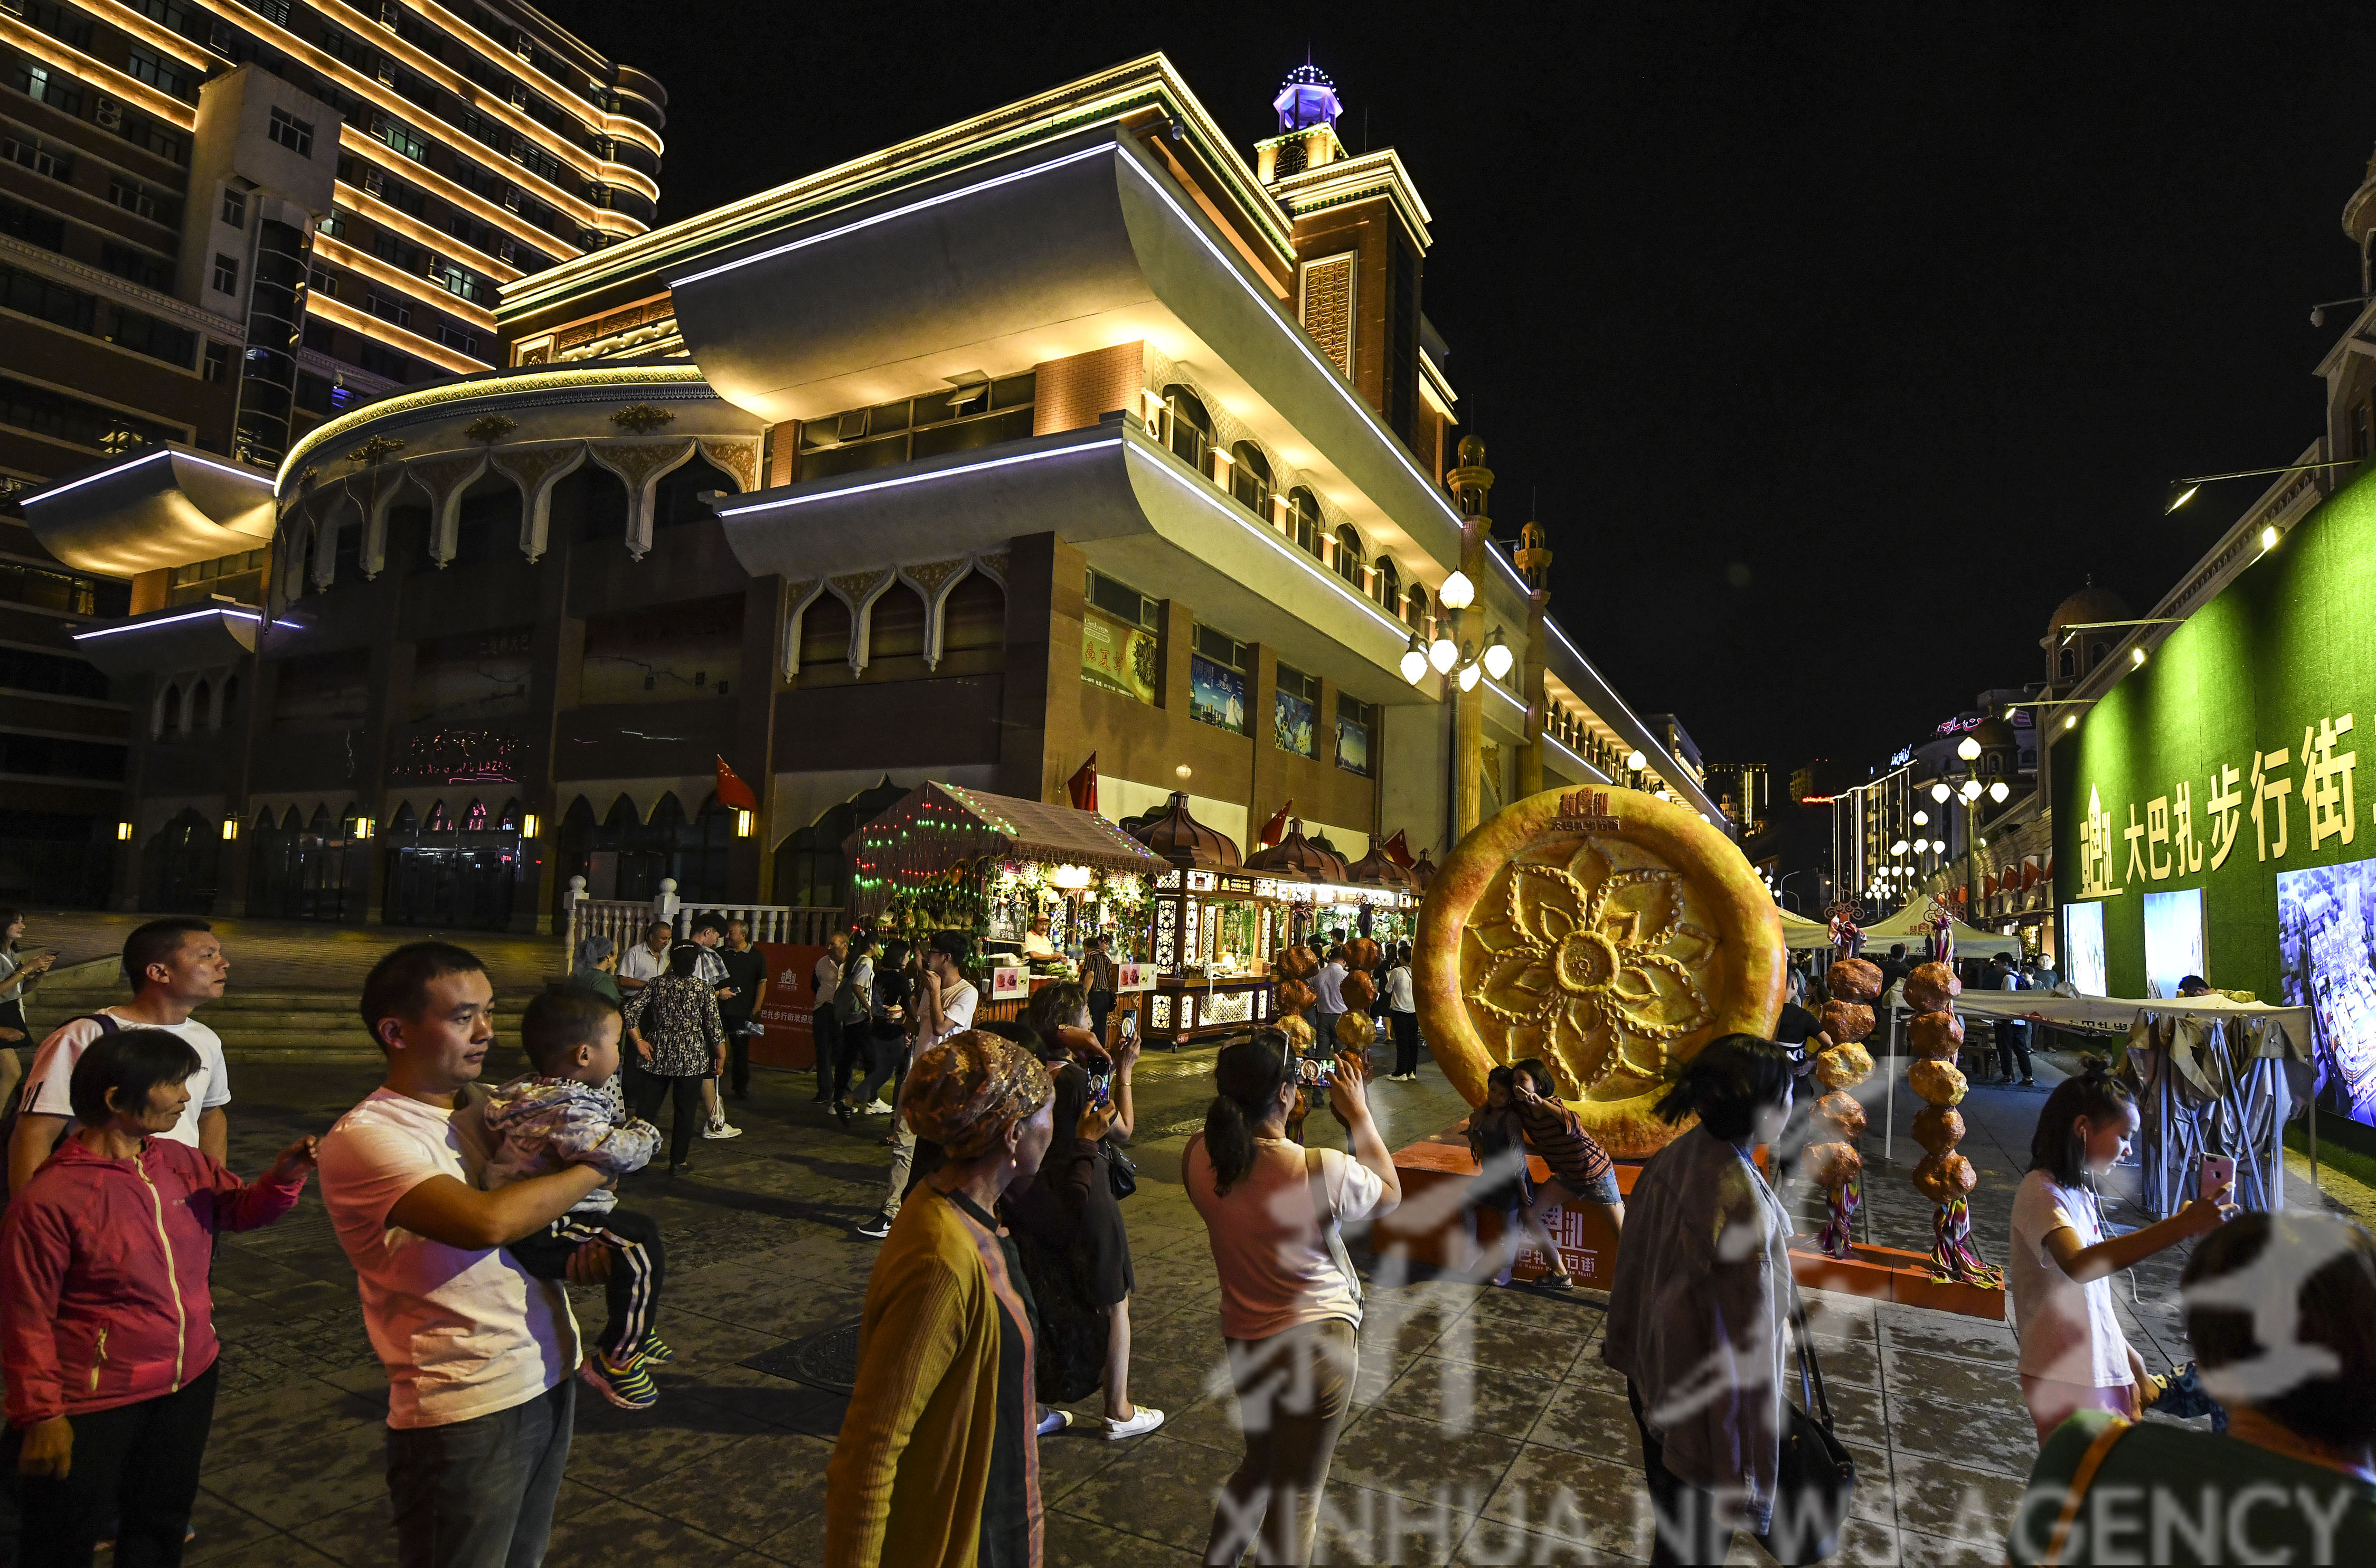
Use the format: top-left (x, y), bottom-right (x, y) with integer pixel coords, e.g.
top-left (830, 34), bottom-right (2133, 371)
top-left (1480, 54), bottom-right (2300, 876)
top-left (844, 781), bottom-right (1162, 1021)
top-left (1127, 791), bottom-right (1279, 1046)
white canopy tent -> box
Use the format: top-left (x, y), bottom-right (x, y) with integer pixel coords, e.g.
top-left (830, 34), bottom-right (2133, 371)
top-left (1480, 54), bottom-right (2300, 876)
top-left (1780, 908), bottom-right (1834, 951)
top-left (1853, 895), bottom-right (2023, 960)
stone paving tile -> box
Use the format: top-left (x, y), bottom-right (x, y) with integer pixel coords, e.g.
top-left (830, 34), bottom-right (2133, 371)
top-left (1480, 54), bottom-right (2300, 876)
top-left (1456, 1516), bottom-right (1639, 1564)
top-left (184, 1489), bottom-right (290, 1565)
top-left (1047, 1430), bottom-right (1241, 1553)
top-left (1330, 1405), bottom-right (1524, 1508)
top-left (1476, 1441), bottom-right (1651, 1558)
top-left (1314, 1480), bottom-right (1481, 1564)
top-left (540, 1498), bottom-right (749, 1566)
top-left (615, 1429), bottom-right (834, 1546)
top-left (1522, 1377), bottom-right (1640, 1467)
top-left (1890, 1452), bottom-right (2027, 1549)
top-left (1379, 1353), bottom-right (1564, 1442)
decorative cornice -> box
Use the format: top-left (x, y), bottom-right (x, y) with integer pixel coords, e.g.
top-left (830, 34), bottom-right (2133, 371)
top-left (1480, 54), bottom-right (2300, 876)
top-left (609, 403), bottom-right (677, 434)
top-left (278, 363), bottom-right (710, 490)
top-left (464, 414), bottom-right (517, 442)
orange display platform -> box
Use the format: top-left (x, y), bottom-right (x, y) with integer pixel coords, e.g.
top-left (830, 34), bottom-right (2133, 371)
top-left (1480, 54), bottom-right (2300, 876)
top-left (1372, 1119), bottom-right (2007, 1320)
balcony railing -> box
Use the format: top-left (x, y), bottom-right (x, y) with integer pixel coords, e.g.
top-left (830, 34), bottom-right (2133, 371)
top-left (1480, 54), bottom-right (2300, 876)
top-left (1138, 392), bottom-right (1434, 639)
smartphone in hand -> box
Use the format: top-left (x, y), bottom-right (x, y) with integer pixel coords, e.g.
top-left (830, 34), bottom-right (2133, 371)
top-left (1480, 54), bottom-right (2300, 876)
top-left (2198, 1153), bottom-right (2236, 1202)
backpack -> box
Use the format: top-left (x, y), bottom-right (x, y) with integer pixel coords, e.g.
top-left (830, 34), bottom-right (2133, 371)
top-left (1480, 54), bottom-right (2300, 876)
top-left (0, 1012), bottom-right (119, 1200)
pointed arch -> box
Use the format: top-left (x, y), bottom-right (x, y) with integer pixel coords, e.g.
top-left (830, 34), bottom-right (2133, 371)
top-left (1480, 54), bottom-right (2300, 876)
top-left (868, 580), bottom-right (927, 664)
top-left (940, 567), bottom-right (1006, 661)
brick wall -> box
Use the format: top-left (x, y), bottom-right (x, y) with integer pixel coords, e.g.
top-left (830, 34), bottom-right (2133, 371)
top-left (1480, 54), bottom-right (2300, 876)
top-left (1033, 341), bottom-right (1144, 436)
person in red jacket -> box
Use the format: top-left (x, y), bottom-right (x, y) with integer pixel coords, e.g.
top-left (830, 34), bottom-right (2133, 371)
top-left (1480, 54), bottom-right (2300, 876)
top-left (2, 1027), bottom-right (317, 1568)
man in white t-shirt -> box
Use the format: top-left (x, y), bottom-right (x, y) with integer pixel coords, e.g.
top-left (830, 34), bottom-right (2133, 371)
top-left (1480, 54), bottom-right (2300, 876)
top-left (616, 921), bottom-right (672, 991)
top-left (9, 918), bottom-right (231, 1195)
top-left (1312, 951), bottom-right (1349, 1043)
top-left (855, 931), bottom-right (976, 1239)
top-left (317, 941), bottom-right (614, 1568)
top-left (686, 917), bottom-right (740, 1141)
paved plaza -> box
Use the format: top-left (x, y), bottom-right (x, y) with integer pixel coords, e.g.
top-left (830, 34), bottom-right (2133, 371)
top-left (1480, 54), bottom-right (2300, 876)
top-left (0, 927), bottom-right (2361, 1565)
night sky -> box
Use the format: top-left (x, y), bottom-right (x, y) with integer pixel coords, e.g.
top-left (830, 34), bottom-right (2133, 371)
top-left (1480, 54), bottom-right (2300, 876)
top-left (567, 2), bottom-right (2376, 780)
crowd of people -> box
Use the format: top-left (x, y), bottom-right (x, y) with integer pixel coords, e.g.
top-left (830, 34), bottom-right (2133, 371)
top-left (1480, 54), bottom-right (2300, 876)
top-left (3, 912), bottom-right (2374, 1568)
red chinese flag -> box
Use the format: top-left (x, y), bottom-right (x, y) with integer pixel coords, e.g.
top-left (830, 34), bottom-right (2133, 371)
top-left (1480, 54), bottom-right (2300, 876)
top-left (714, 755), bottom-right (759, 812)
top-left (1381, 829), bottom-right (1414, 868)
top-left (1066, 752), bottom-right (1097, 813)
top-left (1258, 800), bottom-right (1294, 848)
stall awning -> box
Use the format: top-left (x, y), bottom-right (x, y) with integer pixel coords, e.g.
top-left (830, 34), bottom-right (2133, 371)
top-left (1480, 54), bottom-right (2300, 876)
top-left (844, 780), bottom-right (1163, 918)
top-left (1855, 895), bottom-right (2024, 959)
top-left (1780, 908), bottom-right (1834, 950)
top-left (1954, 990), bottom-right (2310, 1053)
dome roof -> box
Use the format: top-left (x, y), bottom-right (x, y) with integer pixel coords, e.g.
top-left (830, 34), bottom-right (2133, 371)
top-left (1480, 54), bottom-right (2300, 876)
top-left (1130, 792), bottom-right (1240, 871)
top-left (1247, 819), bottom-right (1347, 883)
top-left (1409, 848), bottom-right (1437, 893)
top-left (1970, 716), bottom-right (2018, 749)
top-left (2049, 579), bottom-right (2131, 638)
top-left (1344, 841), bottom-right (1415, 891)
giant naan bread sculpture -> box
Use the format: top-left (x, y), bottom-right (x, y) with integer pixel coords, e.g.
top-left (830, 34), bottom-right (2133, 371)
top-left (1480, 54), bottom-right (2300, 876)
top-left (1416, 785), bottom-right (1786, 1157)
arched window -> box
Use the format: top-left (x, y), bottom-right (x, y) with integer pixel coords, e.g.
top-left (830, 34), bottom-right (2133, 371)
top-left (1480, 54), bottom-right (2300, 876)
top-left (463, 799), bottom-right (490, 831)
top-left (1985, 754), bottom-right (2002, 775)
top-left (1163, 385), bottom-right (1211, 473)
top-left (869, 582), bottom-right (927, 664)
top-left (1405, 582), bottom-right (1428, 628)
top-left (772, 776), bottom-right (909, 911)
top-left (800, 593), bottom-right (853, 669)
top-left (425, 800), bottom-right (453, 832)
top-left (160, 682), bottom-right (182, 736)
top-left (2088, 640), bottom-right (2109, 669)
top-left (2057, 647), bottom-right (2076, 679)
top-left (1334, 523), bottom-right (1364, 584)
top-left (390, 801), bottom-right (419, 835)
top-left (1373, 556), bottom-right (1399, 611)
top-left (942, 570), bottom-right (1006, 658)
top-left (570, 466), bottom-right (633, 546)
top-left (496, 798), bottom-right (522, 831)
top-left (220, 675), bottom-right (238, 716)
top-left (1286, 487), bottom-right (1322, 557)
top-left (1230, 441), bottom-right (1271, 515)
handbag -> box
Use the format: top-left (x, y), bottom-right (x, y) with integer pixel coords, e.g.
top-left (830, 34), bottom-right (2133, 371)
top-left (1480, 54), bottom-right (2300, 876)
top-left (1107, 1142), bottom-right (1137, 1201)
top-left (1755, 1280), bottom-right (1858, 1565)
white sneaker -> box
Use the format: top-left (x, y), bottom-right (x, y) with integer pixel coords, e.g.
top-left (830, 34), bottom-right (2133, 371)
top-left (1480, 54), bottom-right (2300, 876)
top-left (702, 1120), bottom-right (743, 1140)
top-left (861, 1099), bottom-right (894, 1115)
top-left (1103, 1406), bottom-right (1164, 1439)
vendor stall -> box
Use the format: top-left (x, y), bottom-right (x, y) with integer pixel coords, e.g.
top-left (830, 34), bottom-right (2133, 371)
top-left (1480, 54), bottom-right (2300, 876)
top-left (1954, 990), bottom-right (2311, 1218)
top-left (1129, 791), bottom-right (1277, 1045)
top-left (843, 780), bottom-right (1162, 1021)
top-left (1856, 895), bottom-right (2023, 960)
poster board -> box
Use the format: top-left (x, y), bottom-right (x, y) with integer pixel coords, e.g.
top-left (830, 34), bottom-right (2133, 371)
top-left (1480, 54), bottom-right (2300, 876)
top-left (990, 965), bottom-right (1029, 1001)
top-left (1116, 961), bottom-right (1154, 993)
top-left (752, 942), bottom-right (828, 1072)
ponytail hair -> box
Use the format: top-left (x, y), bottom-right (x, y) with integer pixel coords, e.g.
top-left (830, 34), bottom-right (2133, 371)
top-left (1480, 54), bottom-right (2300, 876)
top-left (2030, 1054), bottom-right (2134, 1190)
top-left (1204, 1029), bottom-right (1293, 1195)
top-left (1654, 1033), bottom-right (1796, 1140)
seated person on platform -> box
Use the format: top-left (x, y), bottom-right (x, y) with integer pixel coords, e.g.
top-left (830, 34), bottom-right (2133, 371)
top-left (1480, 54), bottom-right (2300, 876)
top-left (2009, 1210), bottom-right (2376, 1565)
top-left (480, 987), bottom-right (668, 1411)
top-left (1020, 917), bottom-right (1061, 961)
top-left (1468, 1066), bottom-right (1572, 1288)
top-left (1511, 1057), bottom-right (1623, 1255)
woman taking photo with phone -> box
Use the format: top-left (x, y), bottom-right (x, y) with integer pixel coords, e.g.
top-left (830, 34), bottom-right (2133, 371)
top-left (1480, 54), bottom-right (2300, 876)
top-left (2010, 1060), bottom-right (2233, 1445)
top-left (1186, 1029), bottom-right (1401, 1566)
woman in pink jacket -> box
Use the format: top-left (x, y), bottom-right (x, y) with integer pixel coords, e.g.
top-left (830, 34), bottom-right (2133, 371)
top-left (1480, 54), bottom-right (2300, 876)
top-left (2, 1027), bottom-right (318, 1568)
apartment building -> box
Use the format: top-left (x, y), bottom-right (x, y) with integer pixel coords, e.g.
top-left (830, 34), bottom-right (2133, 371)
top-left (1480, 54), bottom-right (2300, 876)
top-left (26, 54), bottom-right (1717, 929)
top-left (0, 0), bottom-right (659, 904)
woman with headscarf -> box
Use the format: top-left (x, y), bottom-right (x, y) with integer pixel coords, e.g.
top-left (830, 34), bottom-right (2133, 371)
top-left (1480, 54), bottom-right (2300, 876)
top-left (619, 944), bottom-right (724, 1177)
top-left (828, 1029), bottom-right (1077, 1568)
top-left (571, 934), bottom-right (623, 1007)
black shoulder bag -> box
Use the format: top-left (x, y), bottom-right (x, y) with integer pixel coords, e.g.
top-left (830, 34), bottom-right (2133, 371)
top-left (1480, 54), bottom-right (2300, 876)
top-left (1756, 1278), bottom-right (1858, 1565)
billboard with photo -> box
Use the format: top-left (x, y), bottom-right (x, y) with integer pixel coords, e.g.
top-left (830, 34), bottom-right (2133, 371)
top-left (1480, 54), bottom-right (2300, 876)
top-left (1189, 655), bottom-right (1247, 733)
top-left (2142, 887), bottom-right (2205, 1000)
top-left (2277, 857), bottom-right (2376, 1128)
top-left (2063, 900), bottom-right (2107, 996)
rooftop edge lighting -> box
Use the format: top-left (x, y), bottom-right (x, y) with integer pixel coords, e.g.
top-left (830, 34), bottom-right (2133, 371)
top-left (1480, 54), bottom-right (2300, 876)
top-left (25, 447), bottom-right (272, 508)
top-left (720, 437), bottom-right (1121, 518)
top-left (72, 605), bottom-right (264, 640)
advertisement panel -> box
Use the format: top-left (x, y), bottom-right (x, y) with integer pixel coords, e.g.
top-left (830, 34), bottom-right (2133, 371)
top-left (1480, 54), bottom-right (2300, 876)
top-left (2054, 465), bottom-right (2376, 1006)
top-left (2142, 887), bottom-right (2205, 999)
top-left (1189, 655), bottom-right (1247, 733)
top-left (1080, 609), bottom-right (1158, 704)
top-left (1274, 688), bottom-right (1316, 758)
top-left (752, 942), bottom-right (828, 1072)
top-left (2278, 858), bottom-right (2376, 1127)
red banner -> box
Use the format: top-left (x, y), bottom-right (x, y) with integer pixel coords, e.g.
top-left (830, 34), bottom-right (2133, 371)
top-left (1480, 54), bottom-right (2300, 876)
top-left (752, 942), bottom-right (829, 1072)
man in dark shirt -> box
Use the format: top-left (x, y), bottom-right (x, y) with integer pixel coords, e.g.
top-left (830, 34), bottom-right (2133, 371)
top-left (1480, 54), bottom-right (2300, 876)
top-left (718, 918), bottom-right (768, 1100)
top-left (1877, 942), bottom-right (1913, 991)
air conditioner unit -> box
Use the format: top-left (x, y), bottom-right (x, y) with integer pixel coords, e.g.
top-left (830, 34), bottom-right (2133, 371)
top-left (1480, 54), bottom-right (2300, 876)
top-left (95, 98), bottom-right (122, 130)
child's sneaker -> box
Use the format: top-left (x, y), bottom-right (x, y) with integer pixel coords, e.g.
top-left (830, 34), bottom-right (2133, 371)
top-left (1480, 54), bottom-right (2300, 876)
top-left (630, 1336), bottom-right (676, 1367)
top-left (579, 1350), bottom-right (658, 1410)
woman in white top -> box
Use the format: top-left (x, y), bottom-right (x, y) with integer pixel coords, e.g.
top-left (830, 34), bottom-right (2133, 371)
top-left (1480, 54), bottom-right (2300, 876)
top-left (1383, 943), bottom-right (1421, 1081)
top-left (1184, 1031), bottom-right (1400, 1566)
top-left (2009, 1059), bottom-right (2232, 1445)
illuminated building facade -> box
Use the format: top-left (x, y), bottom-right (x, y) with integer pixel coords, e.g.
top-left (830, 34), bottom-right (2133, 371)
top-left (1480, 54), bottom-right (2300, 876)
top-left (26, 55), bottom-right (1715, 928)
top-left (0, 0), bottom-right (660, 904)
